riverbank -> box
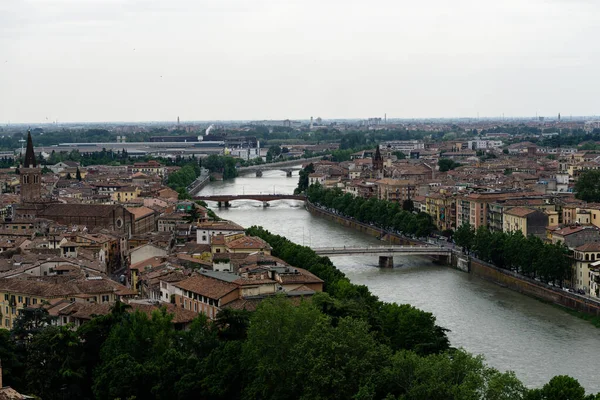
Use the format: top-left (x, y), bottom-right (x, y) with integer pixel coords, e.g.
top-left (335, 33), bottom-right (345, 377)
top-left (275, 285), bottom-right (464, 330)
top-left (187, 174), bottom-right (210, 194)
top-left (306, 200), bottom-right (600, 318)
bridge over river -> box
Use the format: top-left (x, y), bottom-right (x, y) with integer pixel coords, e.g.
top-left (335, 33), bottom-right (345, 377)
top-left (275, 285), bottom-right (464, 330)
top-left (236, 156), bottom-right (321, 176)
top-left (194, 194), bottom-right (306, 207)
top-left (312, 245), bottom-right (452, 267)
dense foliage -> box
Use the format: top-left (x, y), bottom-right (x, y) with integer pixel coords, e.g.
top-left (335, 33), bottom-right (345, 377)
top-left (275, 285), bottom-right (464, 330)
top-left (454, 224), bottom-right (572, 286)
top-left (307, 185), bottom-right (436, 237)
top-left (575, 170), bottom-right (600, 203)
top-left (294, 163), bottom-right (315, 194)
top-left (438, 158), bottom-right (462, 172)
top-left (202, 154), bottom-right (238, 180)
top-left (168, 163), bottom-right (202, 199)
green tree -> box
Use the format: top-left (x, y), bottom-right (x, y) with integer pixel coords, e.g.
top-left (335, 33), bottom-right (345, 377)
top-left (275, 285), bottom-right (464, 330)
top-left (454, 223), bottom-right (475, 252)
top-left (438, 158), bottom-right (461, 172)
top-left (393, 151), bottom-right (406, 160)
top-left (575, 170), bottom-right (600, 202)
top-left (184, 207), bottom-right (201, 223)
top-left (295, 163), bottom-right (315, 194)
top-left (242, 296), bottom-right (326, 399)
top-left (76, 167), bottom-right (82, 181)
top-left (25, 325), bottom-right (85, 400)
top-left (402, 199), bottom-right (414, 212)
top-left (539, 375), bottom-right (587, 400)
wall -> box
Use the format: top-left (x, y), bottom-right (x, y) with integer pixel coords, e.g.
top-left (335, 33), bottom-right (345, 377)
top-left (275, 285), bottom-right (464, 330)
top-left (470, 258), bottom-right (600, 316)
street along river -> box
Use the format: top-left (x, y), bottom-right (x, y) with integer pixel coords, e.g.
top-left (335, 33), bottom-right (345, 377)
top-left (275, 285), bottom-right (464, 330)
top-left (197, 169), bottom-right (600, 392)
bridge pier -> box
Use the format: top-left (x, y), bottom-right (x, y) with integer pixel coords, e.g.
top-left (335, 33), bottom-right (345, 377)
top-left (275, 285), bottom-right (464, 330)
top-left (285, 170), bottom-right (292, 177)
top-left (379, 256), bottom-right (394, 268)
top-left (262, 202), bottom-right (269, 208)
top-left (224, 201), bottom-right (231, 208)
top-left (256, 170), bottom-right (263, 177)
top-left (217, 201), bottom-right (222, 208)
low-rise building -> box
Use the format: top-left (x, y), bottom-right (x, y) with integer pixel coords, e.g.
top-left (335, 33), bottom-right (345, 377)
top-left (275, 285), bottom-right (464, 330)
top-left (502, 207), bottom-right (548, 238)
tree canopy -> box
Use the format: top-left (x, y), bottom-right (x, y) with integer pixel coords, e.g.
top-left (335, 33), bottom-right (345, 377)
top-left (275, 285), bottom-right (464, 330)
top-left (575, 170), bottom-right (600, 203)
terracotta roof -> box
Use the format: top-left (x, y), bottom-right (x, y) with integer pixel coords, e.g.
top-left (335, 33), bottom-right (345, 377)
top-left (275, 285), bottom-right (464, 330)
top-left (174, 275), bottom-right (238, 300)
top-left (197, 221), bottom-right (245, 231)
top-left (575, 242), bottom-right (600, 252)
top-left (504, 207), bottom-right (537, 218)
top-left (125, 206), bottom-right (155, 220)
top-left (0, 276), bottom-right (132, 298)
top-left (226, 236), bottom-right (272, 251)
top-left (130, 256), bottom-right (167, 271)
top-left (54, 301), bottom-right (197, 324)
top-left (275, 267), bottom-right (324, 284)
top-left (553, 226), bottom-right (585, 236)
top-left (40, 204), bottom-right (130, 218)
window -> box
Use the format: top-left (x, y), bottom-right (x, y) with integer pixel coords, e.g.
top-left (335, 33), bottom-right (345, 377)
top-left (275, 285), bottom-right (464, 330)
top-left (194, 303), bottom-right (197, 312)
top-left (17, 296), bottom-right (22, 303)
top-left (3, 294), bottom-right (7, 301)
top-left (4, 319), bottom-right (8, 327)
top-left (32, 298), bottom-right (37, 305)
top-left (101, 295), bottom-right (109, 302)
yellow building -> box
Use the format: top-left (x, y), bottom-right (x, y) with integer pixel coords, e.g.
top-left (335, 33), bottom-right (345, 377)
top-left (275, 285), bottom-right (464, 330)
top-left (210, 234), bottom-right (272, 256)
top-left (425, 191), bottom-right (456, 231)
top-left (502, 207), bottom-right (548, 238)
top-left (110, 187), bottom-right (141, 203)
top-left (0, 276), bottom-right (134, 329)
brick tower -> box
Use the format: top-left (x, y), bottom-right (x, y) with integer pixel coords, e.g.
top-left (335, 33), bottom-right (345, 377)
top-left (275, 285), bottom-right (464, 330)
top-left (20, 131), bottom-right (41, 203)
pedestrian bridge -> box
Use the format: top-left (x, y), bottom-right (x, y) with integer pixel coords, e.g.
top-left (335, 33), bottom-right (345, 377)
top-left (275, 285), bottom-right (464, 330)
top-left (312, 245), bottom-right (451, 257)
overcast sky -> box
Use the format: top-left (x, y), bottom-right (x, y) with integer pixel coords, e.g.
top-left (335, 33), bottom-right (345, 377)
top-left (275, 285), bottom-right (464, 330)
top-left (1, 0), bottom-right (598, 123)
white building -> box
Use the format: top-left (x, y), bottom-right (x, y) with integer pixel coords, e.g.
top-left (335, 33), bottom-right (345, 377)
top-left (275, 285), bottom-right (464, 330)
top-left (196, 221), bottom-right (245, 244)
top-left (382, 140), bottom-right (425, 155)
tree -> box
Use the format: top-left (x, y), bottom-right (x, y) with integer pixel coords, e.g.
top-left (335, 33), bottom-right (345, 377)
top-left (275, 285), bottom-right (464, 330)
top-left (454, 223), bottom-right (475, 252)
top-left (242, 296), bottom-right (327, 399)
top-left (295, 163), bottom-right (315, 194)
top-left (25, 325), bottom-right (85, 400)
top-left (438, 158), bottom-right (461, 172)
top-left (11, 306), bottom-right (55, 344)
top-left (66, 172), bottom-right (72, 180)
top-left (539, 375), bottom-right (587, 400)
top-left (393, 151), bottom-right (406, 160)
top-left (266, 145), bottom-right (282, 162)
top-left (402, 199), bottom-right (414, 212)
top-left (184, 207), bottom-right (201, 223)
top-left (575, 170), bottom-right (600, 202)
top-left (75, 167), bottom-right (82, 181)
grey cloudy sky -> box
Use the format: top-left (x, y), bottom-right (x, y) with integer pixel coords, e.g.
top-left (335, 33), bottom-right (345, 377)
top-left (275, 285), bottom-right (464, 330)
top-left (1, 0), bottom-right (598, 123)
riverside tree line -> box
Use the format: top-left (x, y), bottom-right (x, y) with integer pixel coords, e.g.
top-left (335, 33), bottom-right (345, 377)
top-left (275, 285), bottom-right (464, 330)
top-left (306, 184), bottom-right (436, 238)
top-left (0, 227), bottom-right (596, 399)
top-left (454, 224), bottom-right (572, 287)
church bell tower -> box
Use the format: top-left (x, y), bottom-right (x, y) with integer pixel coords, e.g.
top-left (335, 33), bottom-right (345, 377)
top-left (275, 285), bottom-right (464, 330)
top-left (20, 131), bottom-right (41, 203)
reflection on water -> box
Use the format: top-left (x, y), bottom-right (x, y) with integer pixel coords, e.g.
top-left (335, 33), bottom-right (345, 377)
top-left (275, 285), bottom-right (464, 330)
top-left (197, 170), bottom-right (600, 392)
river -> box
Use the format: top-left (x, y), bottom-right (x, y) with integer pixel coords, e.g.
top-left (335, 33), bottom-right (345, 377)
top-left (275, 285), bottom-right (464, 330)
top-left (196, 169), bottom-right (600, 392)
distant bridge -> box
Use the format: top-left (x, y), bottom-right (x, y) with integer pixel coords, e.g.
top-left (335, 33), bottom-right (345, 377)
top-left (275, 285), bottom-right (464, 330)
top-left (311, 245), bottom-right (451, 267)
top-left (237, 156), bottom-right (322, 176)
top-left (312, 245), bottom-right (451, 257)
top-left (194, 194), bottom-right (306, 207)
